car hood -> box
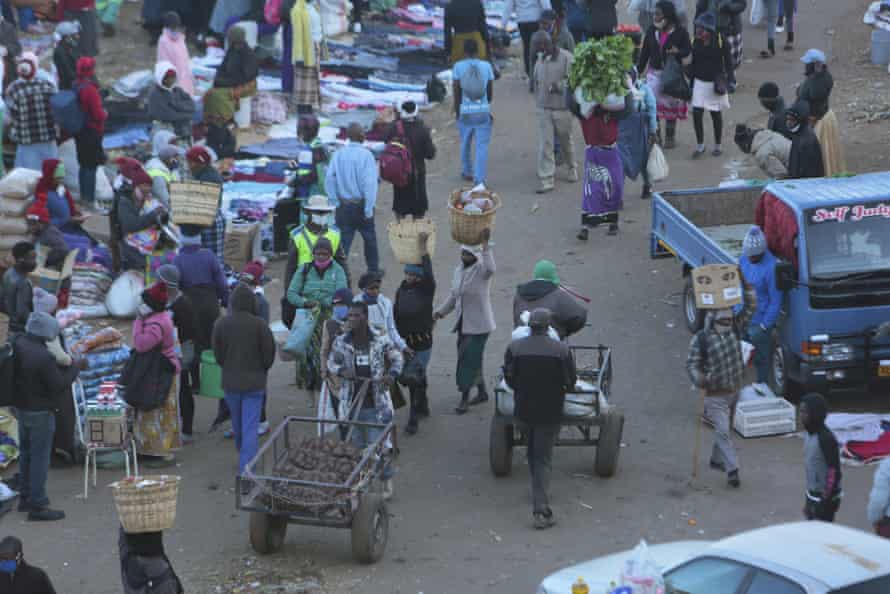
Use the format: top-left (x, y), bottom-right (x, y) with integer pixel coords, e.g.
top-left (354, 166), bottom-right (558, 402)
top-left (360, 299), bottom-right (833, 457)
top-left (537, 541), bottom-right (710, 594)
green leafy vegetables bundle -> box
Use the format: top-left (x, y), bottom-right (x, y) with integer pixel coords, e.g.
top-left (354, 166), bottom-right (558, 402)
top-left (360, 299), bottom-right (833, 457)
top-left (568, 35), bottom-right (635, 104)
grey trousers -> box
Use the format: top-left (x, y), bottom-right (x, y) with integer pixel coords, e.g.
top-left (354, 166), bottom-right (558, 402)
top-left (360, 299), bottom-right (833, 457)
top-left (705, 394), bottom-right (738, 473)
top-left (527, 423), bottom-right (560, 514)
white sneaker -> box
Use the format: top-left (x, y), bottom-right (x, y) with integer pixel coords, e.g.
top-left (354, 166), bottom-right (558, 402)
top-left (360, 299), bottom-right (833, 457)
top-left (566, 167), bottom-right (579, 183)
top-left (382, 479), bottom-right (394, 501)
top-left (257, 421), bottom-right (270, 436)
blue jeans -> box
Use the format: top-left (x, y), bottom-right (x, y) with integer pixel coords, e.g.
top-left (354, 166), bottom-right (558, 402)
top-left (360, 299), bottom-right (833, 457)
top-left (335, 201), bottom-right (380, 273)
top-left (458, 113), bottom-right (492, 185)
top-left (15, 142), bottom-right (58, 171)
top-left (747, 324), bottom-right (772, 384)
top-left (349, 407), bottom-right (394, 479)
top-left (18, 410), bottom-right (56, 508)
top-left (224, 390), bottom-right (264, 474)
top-left (413, 348), bottom-right (431, 369)
top-left (79, 166), bottom-right (97, 204)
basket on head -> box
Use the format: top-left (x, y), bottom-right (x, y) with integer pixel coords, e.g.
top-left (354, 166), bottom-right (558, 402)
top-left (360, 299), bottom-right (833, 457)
top-left (111, 474), bottom-right (181, 533)
top-left (448, 188), bottom-right (500, 246)
top-left (387, 217), bottom-right (437, 264)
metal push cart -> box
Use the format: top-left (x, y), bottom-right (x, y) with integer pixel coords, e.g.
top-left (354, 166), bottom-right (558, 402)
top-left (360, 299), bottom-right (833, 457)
top-left (236, 412), bottom-right (396, 564)
top-left (489, 345), bottom-right (624, 478)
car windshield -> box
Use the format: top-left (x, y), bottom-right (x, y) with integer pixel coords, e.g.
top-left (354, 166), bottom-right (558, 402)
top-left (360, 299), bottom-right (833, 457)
top-left (806, 204), bottom-right (890, 279)
top-left (830, 575), bottom-right (890, 594)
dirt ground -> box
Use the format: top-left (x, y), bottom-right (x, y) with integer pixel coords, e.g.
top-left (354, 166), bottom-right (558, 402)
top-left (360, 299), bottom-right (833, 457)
top-left (4, 1), bottom-right (890, 593)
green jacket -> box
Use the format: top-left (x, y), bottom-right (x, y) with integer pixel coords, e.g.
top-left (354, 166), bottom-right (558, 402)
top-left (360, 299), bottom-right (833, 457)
top-left (286, 261), bottom-right (347, 308)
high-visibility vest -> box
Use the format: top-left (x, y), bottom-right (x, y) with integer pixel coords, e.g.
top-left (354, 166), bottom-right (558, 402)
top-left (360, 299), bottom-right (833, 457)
top-left (146, 167), bottom-right (174, 184)
top-left (290, 225), bottom-right (341, 269)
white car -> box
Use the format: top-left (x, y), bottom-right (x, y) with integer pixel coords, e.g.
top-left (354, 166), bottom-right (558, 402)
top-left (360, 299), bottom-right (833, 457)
top-left (537, 522), bottom-right (890, 594)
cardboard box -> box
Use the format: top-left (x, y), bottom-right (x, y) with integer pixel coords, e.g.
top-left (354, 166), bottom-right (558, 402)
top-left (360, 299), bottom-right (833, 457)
top-left (692, 264), bottom-right (742, 310)
top-left (224, 222), bottom-right (260, 272)
top-left (85, 411), bottom-right (126, 446)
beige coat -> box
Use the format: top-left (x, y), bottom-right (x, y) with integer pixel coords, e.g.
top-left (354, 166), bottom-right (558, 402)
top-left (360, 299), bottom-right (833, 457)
top-left (751, 129), bottom-right (791, 179)
top-left (435, 246), bottom-right (496, 335)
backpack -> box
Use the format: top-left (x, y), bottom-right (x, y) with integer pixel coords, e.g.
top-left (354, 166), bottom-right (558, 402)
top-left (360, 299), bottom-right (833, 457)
top-left (50, 84), bottom-right (86, 136)
top-left (379, 120), bottom-right (414, 188)
top-left (0, 342), bottom-right (14, 407)
top-left (119, 324), bottom-right (176, 411)
top-left (461, 60), bottom-right (487, 102)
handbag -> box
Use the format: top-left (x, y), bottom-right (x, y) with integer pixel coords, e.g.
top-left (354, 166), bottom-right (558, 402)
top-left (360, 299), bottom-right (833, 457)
top-left (120, 326), bottom-right (176, 411)
top-left (661, 55), bottom-right (691, 101)
top-left (398, 354), bottom-right (426, 388)
top-left (713, 72), bottom-right (728, 96)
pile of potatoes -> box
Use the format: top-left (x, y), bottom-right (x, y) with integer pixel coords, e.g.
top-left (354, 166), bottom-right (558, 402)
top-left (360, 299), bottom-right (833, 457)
top-left (267, 437), bottom-right (365, 507)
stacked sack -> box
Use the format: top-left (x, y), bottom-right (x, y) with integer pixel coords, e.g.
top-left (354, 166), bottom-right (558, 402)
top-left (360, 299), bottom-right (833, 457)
top-left (67, 261), bottom-right (113, 319)
top-left (0, 169), bottom-right (41, 252)
top-left (64, 325), bottom-right (131, 408)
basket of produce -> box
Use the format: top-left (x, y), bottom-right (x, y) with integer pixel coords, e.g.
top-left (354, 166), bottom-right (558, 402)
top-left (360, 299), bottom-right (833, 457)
top-left (448, 188), bottom-right (500, 245)
top-left (568, 35), bottom-right (634, 117)
top-left (387, 217), bottom-right (437, 264)
top-left (111, 474), bottom-right (181, 533)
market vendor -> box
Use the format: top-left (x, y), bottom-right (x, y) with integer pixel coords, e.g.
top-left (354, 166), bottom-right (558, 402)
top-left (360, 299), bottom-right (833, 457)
top-left (145, 130), bottom-right (183, 209)
top-left (112, 156), bottom-right (168, 272)
top-left (25, 203), bottom-right (68, 270)
top-left (147, 61), bottom-right (197, 139)
top-left (33, 159), bottom-right (89, 234)
top-left (185, 146), bottom-right (226, 267)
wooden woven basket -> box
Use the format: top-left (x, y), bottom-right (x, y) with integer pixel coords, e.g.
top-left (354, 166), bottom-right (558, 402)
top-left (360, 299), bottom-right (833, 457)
top-left (387, 217), bottom-right (437, 264)
top-left (111, 475), bottom-right (181, 533)
top-left (169, 181), bottom-right (222, 227)
top-left (448, 189), bottom-right (501, 245)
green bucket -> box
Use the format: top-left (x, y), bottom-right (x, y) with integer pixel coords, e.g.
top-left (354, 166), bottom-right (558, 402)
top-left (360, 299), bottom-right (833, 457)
top-left (199, 350), bottom-right (224, 399)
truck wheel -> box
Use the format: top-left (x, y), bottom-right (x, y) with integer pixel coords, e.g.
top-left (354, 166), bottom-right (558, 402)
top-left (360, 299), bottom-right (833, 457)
top-left (770, 346), bottom-right (801, 401)
top-left (249, 512), bottom-right (288, 554)
top-left (489, 416), bottom-right (513, 477)
top-left (595, 409), bottom-right (624, 478)
top-left (352, 493), bottom-right (388, 564)
top-left (684, 277), bottom-right (705, 333)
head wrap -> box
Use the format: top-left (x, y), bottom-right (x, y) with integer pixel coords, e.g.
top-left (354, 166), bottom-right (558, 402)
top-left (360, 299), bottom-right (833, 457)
top-left (398, 100), bottom-right (418, 120)
top-left (76, 56), bottom-right (96, 79)
top-left (142, 283), bottom-right (169, 313)
top-left (116, 157), bottom-right (152, 187)
top-left (241, 261), bottom-right (265, 284)
top-left (185, 145), bottom-right (212, 166)
top-left (16, 52), bottom-right (37, 80)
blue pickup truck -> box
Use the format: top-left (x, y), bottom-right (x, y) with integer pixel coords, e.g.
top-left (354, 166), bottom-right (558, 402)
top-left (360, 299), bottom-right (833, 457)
top-left (651, 173), bottom-right (890, 397)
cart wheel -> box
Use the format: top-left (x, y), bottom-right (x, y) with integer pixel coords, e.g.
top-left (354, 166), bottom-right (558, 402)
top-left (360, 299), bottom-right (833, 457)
top-left (489, 416), bottom-right (513, 477)
top-left (595, 408), bottom-right (624, 478)
top-left (352, 493), bottom-right (388, 564)
top-left (249, 511), bottom-right (288, 554)
top-left (684, 276), bottom-right (705, 333)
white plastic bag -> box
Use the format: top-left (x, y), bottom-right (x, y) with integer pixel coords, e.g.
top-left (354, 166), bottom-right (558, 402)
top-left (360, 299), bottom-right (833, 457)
top-left (620, 540), bottom-right (666, 594)
top-left (750, 0), bottom-right (764, 26)
top-left (0, 168), bottom-right (41, 199)
top-left (105, 271), bottom-right (144, 318)
top-left (317, 383), bottom-right (338, 436)
top-left (59, 139), bottom-right (81, 200)
top-left (647, 144), bottom-right (670, 182)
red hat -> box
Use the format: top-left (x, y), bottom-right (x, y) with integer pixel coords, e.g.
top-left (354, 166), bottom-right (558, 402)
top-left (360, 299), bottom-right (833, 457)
top-left (141, 282), bottom-right (169, 312)
top-left (241, 261), bottom-right (265, 283)
top-left (76, 56), bottom-right (96, 79)
top-left (25, 202), bottom-right (50, 224)
top-left (116, 157), bottom-right (152, 187)
top-left (185, 146), bottom-right (212, 166)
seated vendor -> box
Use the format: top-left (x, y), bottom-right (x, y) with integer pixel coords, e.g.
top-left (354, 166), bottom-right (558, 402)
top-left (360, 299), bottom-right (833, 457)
top-left (147, 61), bottom-right (196, 139)
top-left (112, 157), bottom-right (169, 272)
top-left (25, 202), bottom-right (69, 269)
top-left (34, 158), bottom-right (89, 234)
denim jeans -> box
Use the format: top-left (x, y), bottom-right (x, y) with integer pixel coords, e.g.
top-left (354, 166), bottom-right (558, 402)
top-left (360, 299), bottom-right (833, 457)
top-left (224, 390), bottom-right (264, 473)
top-left (18, 409), bottom-right (56, 508)
top-left (457, 113), bottom-right (492, 185)
top-left (79, 166), bottom-right (97, 205)
top-left (335, 201), bottom-right (380, 273)
top-left (747, 323), bottom-right (772, 384)
top-left (349, 407), bottom-right (394, 479)
top-left (15, 141), bottom-right (58, 171)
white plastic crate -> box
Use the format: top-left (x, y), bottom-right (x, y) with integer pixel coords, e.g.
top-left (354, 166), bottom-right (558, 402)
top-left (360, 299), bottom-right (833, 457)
top-left (733, 398), bottom-right (797, 438)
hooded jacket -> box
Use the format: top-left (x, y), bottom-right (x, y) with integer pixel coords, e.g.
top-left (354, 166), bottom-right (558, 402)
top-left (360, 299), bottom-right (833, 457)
top-left (156, 27), bottom-right (195, 96)
top-left (34, 158), bottom-right (80, 226)
top-left (212, 285), bottom-right (276, 392)
top-left (75, 57), bottom-right (107, 135)
top-left (802, 393), bottom-right (842, 501)
top-left (798, 68), bottom-right (833, 120)
top-left (787, 100), bottom-right (825, 179)
top-left (0, 559), bottom-right (57, 594)
top-left (750, 129), bottom-right (790, 179)
top-left (512, 280), bottom-right (587, 338)
top-left (13, 328), bottom-right (80, 412)
top-left (504, 329), bottom-right (577, 425)
top-left (147, 62), bottom-right (196, 136)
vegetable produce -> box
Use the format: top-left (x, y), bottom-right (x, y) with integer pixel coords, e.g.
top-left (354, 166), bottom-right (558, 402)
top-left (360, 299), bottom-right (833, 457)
top-left (568, 35), bottom-right (635, 104)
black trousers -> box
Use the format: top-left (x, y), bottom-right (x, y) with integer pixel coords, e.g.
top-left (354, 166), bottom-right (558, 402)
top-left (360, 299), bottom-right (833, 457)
top-left (805, 495), bottom-right (840, 522)
top-left (518, 21), bottom-right (538, 77)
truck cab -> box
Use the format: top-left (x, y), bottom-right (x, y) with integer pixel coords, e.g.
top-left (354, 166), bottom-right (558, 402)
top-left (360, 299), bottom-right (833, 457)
top-left (651, 173), bottom-right (890, 397)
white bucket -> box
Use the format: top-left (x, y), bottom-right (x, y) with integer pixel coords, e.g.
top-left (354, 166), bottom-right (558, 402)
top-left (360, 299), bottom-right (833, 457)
top-left (234, 96), bottom-right (252, 129)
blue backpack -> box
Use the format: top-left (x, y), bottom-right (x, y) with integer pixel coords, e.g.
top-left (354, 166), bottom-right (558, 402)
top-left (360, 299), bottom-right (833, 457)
top-left (50, 84), bottom-right (86, 135)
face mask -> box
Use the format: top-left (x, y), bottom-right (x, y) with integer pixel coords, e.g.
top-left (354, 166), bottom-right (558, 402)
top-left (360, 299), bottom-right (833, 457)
top-left (310, 214), bottom-right (329, 226)
top-left (653, 18), bottom-right (665, 29)
top-left (715, 319), bottom-right (733, 333)
top-left (138, 303), bottom-right (154, 318)
top-left (0, 560), bottom-right (16, 574)
top-left (333, 305), bottom-right (349, 320)
top-left (314, 257), bottom-right (332, 270)
top-left (788, 122), bottom-right (801, 133)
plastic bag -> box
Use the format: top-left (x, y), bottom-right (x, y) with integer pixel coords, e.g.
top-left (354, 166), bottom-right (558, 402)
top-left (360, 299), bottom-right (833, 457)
top-left (283, 308), bottom-right (319, 356)
top-left (647, 144), bottom-right (670, 182)
top-left (620, 541), bottom-right (666, 594)
top-left (0, 168), bottom-right (41, 199)
top-left (660, 55), bottom-right (691, 101)
top-left (105, 271), bottom-right (144, 318)
top-left (316, 382), bottom-right (338, 436)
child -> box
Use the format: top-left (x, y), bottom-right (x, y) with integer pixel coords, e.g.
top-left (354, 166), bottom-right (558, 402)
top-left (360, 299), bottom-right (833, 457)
top-left (800, 393), bottom-right (842, 522)
top-left (156, 12), bottom-right (194, 95)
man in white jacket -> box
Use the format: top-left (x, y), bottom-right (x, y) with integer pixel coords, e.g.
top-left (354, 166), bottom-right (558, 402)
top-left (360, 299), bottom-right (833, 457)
top-left (504, 0), bottom-right (551, 82)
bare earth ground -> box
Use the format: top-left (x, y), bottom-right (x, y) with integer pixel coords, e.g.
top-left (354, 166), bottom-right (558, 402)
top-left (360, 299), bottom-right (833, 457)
top-left (3, 1), bottom-right (890, 593)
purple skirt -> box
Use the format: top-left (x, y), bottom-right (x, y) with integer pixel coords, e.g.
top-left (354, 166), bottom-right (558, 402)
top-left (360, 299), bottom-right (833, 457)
top-left (582, 145), bottom-right (624, 220)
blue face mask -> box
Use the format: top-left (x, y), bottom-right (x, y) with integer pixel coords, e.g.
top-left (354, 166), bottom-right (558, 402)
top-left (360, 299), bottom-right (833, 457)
top-left (0, 559), bottom-right (17, 573)
top-left (333, 305), bottom-right (349, 321)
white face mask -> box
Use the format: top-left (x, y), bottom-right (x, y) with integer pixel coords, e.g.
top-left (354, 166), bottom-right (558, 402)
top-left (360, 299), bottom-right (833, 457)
top-left (310, 214), bottom-right (329, 226)
top-left (788, 123), bottom-right (801, 133)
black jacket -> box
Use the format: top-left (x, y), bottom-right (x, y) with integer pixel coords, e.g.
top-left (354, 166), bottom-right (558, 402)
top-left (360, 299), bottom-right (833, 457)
top-left (394, 255), bottom-right (436, 351)
top-left (798, 69), bottom-right (833, 120)
top-left (13, 334), bottom-right (79, 412)
top-left (690, 35), bottom-right (733, 83)
top-left (695, 0), bottom-right (747, 34)
top-left (766, 96), bottom-right (791, 139)
top-left (214, 44), bottom-right (259, 89)
top-left (504, 333), bottom-right (577, 425)
top-left (788, 101), bottom-right (825, 179)
top-left (512, 281), bottom-right (587, 338)
top-left (53, 43), bottom-right (81, 91)
top-left (587, 0), bottom-right (618, 35)
top-left (211, 285), bottom-right (276, 393)
top-left (170, 294), bottom-right (198, 344)
top-left (637, 26), bottom-right (692, 73)
top-left (443, 0), bottom-right (489, 55)
top-left (0, 560), bottom-right (56, 594)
